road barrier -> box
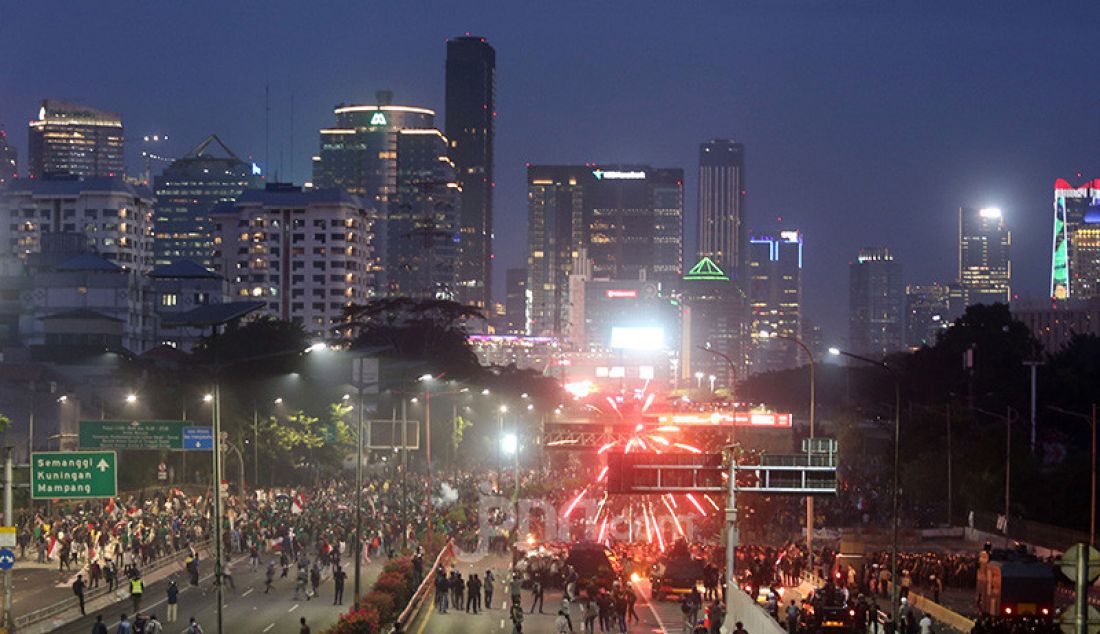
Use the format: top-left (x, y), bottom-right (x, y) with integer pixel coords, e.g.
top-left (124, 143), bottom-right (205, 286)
top-left (15, 540), bottom-right (212, 632)
top-left (390, 540), bottom-right (454, 634)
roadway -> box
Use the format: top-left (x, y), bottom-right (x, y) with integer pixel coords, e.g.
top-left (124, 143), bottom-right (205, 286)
top-left (52, 555), bottom-right (379, 634)
top-left (416, 554), bottom-right (693, 634)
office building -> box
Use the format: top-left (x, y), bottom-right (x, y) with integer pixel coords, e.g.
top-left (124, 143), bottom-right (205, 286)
top-left (27, 100), bottom-right (123, 179)
top-left (385, 129), bottom-right (460, 299)
top-left (210, 183), bottom-right (373, 339)
top-left (1051, 178), bottom-right (1100, 300)
top-left (905, 283), bottom-right (951, 349)
top-left (747, 231), bottom-right (803, 373)
top-left (849, 247), bottom-right (904, 357)
top-left (697, 139), bottom-right (745, 274)
top-left (958, 206), bottom-right (1011, 305)
top-left (0, 175), bottom-right (154, 271)
top-left (680, 256), bottom-right (747, 387)
top-left (153, 135), bottom-right (258, 268)
top-left (445, 35), bottom-right (496, 308)
top-left (525, 164), bottom-right (683, 337)
top-left (0, 127), bottom-right (16, 186)
top-left (1013, 297), bottom-right (1100, 353)
top-left (312, 93), bottom-right (452, 295)
top-left (504, 267), bottom-right (527, 334)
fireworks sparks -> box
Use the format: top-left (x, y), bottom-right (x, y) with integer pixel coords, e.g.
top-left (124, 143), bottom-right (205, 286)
top-left (685, 493), bottom-right (708, 516)
top-left (597, 441), bottom-right (618, 455)
top-left (672, 442), bottom-right (703, 454)
top-left (563, 488), bottom-right (588, 518)
top-left (597, 466), bottom-right (609, 482)
top-left (703, 493), bottom-right (721, 511)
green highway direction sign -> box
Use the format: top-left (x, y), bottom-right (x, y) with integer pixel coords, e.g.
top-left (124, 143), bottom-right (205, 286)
top-left (31, 451), bottom-right (117, 499)
top-left (80, 420), bottom-right (200, 450)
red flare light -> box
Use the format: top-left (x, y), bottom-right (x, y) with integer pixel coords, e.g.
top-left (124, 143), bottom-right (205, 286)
top-left (672, 442), bottom-right (702, 454)
top-left (597, 466), bottom-right (609, 482)
top-left (563, 488), bottom-right (588, 518)
top-left (686, 493), bottom-right (707, 516)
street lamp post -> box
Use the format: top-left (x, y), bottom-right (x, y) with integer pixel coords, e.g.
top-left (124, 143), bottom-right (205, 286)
top-left (829, 347), bottom-right (900, 620)
top-left (419, 374), bottom-right (435, 549)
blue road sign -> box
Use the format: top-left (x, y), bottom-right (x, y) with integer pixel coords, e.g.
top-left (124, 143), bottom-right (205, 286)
top-left (182, 427), bottom-right (213, 450)
top-left (0, 547), bottom-right (15, 570)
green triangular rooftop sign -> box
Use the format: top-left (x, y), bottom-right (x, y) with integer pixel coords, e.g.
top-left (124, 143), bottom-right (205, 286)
top-left (684, 256), bottom-right (729, 281)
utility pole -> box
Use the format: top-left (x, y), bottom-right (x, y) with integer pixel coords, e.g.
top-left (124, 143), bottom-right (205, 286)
top-left (3, 447), bottom-right (12, 631)
top-left (1005, 405), bottom-right (1012, 548)
top-left (946, 404), bottom-right (952, 526)
top-left (1023, 361), bottom-right (1043, 454)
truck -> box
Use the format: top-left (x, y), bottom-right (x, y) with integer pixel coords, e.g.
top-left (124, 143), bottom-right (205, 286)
top-left (976, 549), bottom-right (1055, 617)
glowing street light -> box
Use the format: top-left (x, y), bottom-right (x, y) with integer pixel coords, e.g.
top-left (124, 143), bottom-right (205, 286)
top-left (203, 393), bottom-right (214, 403)
top-left (828, 347), bottom-right (841, 356)
top-left (694, 371), bottom-right (704, 388)
top-left (125, 394), bottom-right (137, 404)
top-left (418, 373), bottom-right (434, 382)
top-left (305, 342), bottom-right (328, 353)
top-left (481, 388), bottom-right (491, 396)
top-left (57, 395), bottom-right (68, 403)
top-left (500, 433), bottom-right (518, 455)
top-left (273, 397), bottom-right (283, 405)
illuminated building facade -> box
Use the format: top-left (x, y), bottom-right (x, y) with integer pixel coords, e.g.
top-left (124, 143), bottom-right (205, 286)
top-left (1051, 178), bottom-right (1100, 300)
top-left (747, 231), bottom-right (803, 373)
top-left (0, 127), bottom-right (16, 186)
top-left (153, 135), bottom-right (258, 268)
top-left (386, 129), bottom-right (460, 299)
top-left (445, 35), bottom-right (496, 308)
top-left (209, 183), bottom-right (373, 339)
top-left (958, 206), bottom-right (1011, 305)
top-left (697, 139), bottom-right (745, 274)
top-left (680, 256), bottom-right (747, 387)
top-left (904, 283), bottom-right (950, 349)
top-left (27, 100), bottom-right (123, 179)
top-left (0, 176), bottom-right (154, 271)
top-left (849, 246), bottom-right (904, 357)
top-left (311, 94), bottom-right (441, 294)
top-left (526, 164), bottom-right (684, 337)
top-left (1013, 297), bottom-right (1100, 353)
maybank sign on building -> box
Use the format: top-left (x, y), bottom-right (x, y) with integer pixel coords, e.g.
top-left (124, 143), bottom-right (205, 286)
top-left (592, 169), bottom-right (646, 181)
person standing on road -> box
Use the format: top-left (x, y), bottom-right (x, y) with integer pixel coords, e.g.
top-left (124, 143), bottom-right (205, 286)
top-left (510, 601), bottom-right (524, 634)
top-left (786, 599), bottom-right (800, 634)
top-left (732, 621), bottom-right (748, 634)
top-left (265, 560), bottom-right (277, 594)
top-left (91, 614), bottom-right (108, 634)
top-left (116, 613), bottom-right (133, 634)
top-left (529, 576), bottom-right (544, 614)
top-left (484, 569), bottom-right (495, 609)
top-left (434, 568), bottom-right (449, 613)
top-left (73, 573), bottom-right (87, 615)
top-left (294, 563), bottom-right (309, 600)
top-left (509, 571), bottom-right (522, 607)
top-left (187, 616), bottom-right (203, 634)
top-left (129, 573), bottom-right (144, 613)
top-left (166, 580), bottom-right (179, 623)
top-left (333, 564), bottom-right (346, 605)
top-left (309, 560), bottom-right (321, 599)
top-left (145, 613), bottom-right (163, 634)
top-left (467, 573), bottom-right (482, 613)
top-left (299, 616), bottom-right (311, 634)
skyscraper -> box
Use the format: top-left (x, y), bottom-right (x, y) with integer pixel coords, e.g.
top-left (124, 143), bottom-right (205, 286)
top-left (526, 164), bottom-right (684, 337)
top-left (504, 267), bottom-right (527, 334)
top-left (747, 231), bottom-right (803, 373)
top-left (386, 129), bottom-right (460, 299)
top-left (153, 135), bottom-right (258, 268)
top-left (1051, 178), bottom-right (1100, 300)
top-left (848, 247), bottom-right (904, 357)
top-left (905, 283), bottom-right (950, 349)
top-left (958, 206), bottom-right (1011, 305)
top-left (28, 100), bottom-right (124, 179)
top-left (681, 256), bottom-right (747, 386)
top-left (445, 35), bottom-right (496, 309)
top-left (697, 139), bottom-right (745, 274)
top-left (0, 127), bottom-right (16, 185)
top-left (311, 93), bottom-right (451, 296)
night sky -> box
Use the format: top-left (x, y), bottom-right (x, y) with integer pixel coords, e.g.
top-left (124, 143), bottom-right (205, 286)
top-left (2, 1), bottom-right (1098, 343)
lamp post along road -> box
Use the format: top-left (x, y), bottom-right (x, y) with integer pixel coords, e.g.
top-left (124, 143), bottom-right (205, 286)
top-left (830, 347), bottom-right (900, 620)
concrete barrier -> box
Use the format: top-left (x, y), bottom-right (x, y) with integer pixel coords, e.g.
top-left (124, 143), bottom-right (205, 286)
top-left (722, 586), bottom-right (787, 634)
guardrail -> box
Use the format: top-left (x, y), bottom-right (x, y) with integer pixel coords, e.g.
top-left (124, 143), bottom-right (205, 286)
top-left (14, 539), bottom-right (212, 629)
top-left (389, 540), bottom-right (454, 634)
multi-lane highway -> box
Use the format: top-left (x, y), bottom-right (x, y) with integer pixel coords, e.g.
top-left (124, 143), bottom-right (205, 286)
top-left (52, 556), bottom-right (378, 634)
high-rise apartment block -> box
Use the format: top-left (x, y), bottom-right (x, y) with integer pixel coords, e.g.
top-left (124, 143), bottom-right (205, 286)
top-left (0, 127), bottom-right (17, 186)
top-left (445, 35), bottom-right (496, 308)
top-left (697, 139), bottom-right (745, 274)
top-left (849, 246), bottom-right (904, 357)
top-left (1051, 178), bottom-right (1100, 300)
top-left (153, 135), bottom-right (258, 268)
top-left (958, 206), bottom-right (1011, 305)
top-left (526, 164), bottom-right (683, 337)
top-left (0, 176), bottom-right (154, 271)
top-left (747, 231), bottom-right (803, 373)
top-left (28, 100), bottom-right (124, 179)
top-left (210, 184), bottom-right (373, 339)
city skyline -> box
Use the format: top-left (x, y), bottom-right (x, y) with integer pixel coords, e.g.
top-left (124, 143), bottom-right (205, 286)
top-left (1, 2), bottom-right (1097, 343)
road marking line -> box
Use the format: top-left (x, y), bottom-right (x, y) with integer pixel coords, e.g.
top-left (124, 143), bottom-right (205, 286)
top-left (289, 603), bottom-right (299, 613)
top-left (243, 587), bottom-right (254, 597)
top-left (500, 618), bottom-right (505, 628)
top-left (415, 601), bottom-right (434, 634)
top-left (638, 582), bottom-right (670, 634)
top-left (263, 624), bottom-right (275, 632)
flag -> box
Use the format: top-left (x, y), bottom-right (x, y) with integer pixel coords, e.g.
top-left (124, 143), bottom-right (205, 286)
top-left (47, 535), bottom-right (60, 560)
top-left (105, 498), bottom-right (116, 516)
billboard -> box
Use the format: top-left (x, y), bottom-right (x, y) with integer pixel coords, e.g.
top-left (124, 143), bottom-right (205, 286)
top-left (609, 326), bottom-right (665, 350)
